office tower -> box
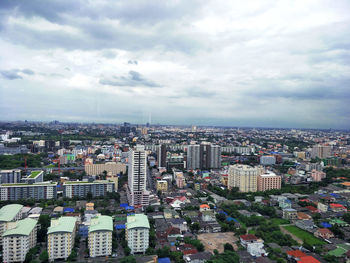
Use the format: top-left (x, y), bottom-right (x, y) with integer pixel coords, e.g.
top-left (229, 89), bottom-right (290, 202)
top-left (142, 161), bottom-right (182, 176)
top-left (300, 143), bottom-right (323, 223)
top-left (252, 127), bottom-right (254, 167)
top-left (0, 182), bottom-right (57, 201)
top-left (63, 180), bottom-right (115, 198)
top-left (228, 164), bottom-right (264, 192)
top-left (311, 144), bottom-right (332, 159)
top-left (187, 144), bottom-right (200, 170)
top-left (0, 169), bottom-right (21, 184)
top-left (126, 214), bottom-right (150, 254)
top-left (257, 171), bottom-right (281, 191)
top-left (127, 145), bottom-right (150, 207)
top-left (88, 216), bottom-right (113, 258)
top-left (0, 204), bottom-right (23, 244)
top-left (157, 144), bottom-right (167, 168)
top-left (84, 162), bottom-right (126, 176)
top-left (2, 218), bottom-right (37, 263)
top-left (48, 217), bottom-right (77, 261)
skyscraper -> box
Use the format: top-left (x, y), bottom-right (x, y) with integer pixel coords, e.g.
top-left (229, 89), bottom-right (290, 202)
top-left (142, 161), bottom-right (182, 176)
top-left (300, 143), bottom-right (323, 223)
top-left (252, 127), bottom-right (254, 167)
top-left (158, 144), bottom-right (167, 168)
top-left (187, 144), bottom-right (200, 170)
top-left (127, 145), bottom-right (150, 207)
top-left (187, 143), bottom-right (221, 170)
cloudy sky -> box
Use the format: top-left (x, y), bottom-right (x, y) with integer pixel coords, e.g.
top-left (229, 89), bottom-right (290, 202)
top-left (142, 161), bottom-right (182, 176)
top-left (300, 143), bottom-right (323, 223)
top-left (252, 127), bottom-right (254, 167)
top-left (0, 0), bottom-right (349, 128)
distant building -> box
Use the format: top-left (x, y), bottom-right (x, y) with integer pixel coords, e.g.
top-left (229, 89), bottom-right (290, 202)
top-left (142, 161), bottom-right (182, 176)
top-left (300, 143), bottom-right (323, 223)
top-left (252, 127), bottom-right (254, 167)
top-left (311, 145), bottom-right (332, 159)
top-left (0, 182), bottom-right (57, 201)
top-left (311, 170), bottom-right (326, 182)
top-left (257, 171), bottom-right (281, 191)
top-left (260, 155), bottom-right (276, 165)
top-left (282, 208), bottom-right (298, 221)
top-left (228, 164), bottom-right (264, 192)
top-left (126, 214), bottom-right (150, 254)
top-left (88, 216), bottom-right (113, 258)
top-left (158, 144), bottom-right (167, 168)
top-left (187, 144), bottom-right (200, 170)
top-left (156, 180), bottom-right (168, 192)
top-left (63, 180), bottom-right (115, 198)
top-left (187, 143), bottom-right (221, 170)
top-left (176, 173), bottom-right (185, 189)
top-left (0, 204), bottom-right (23, 244)
top-left (22, 170), bottom-right (44, 184)
top-left (127, 145), bottom-right (150, 207)
top-left (2, 218), bottom-right (37, 263)
top-left (85, 162), bottom-right (126, 176)
top-left (47, 217), bottom-right (77, 261)
top-left (0, 169), bottom-right (21, 184)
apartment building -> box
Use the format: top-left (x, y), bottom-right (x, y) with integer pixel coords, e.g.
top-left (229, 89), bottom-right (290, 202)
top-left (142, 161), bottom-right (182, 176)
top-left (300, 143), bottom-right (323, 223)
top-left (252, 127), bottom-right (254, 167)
top-left (0, 204), bottom-right (23, 244)
top-left (85, 162), bottom-right (126, 176)
top-left (88, 216), bottom-right (113, 258)
top-left (22, 170), bottom-right (44, 184)
top-left (0, 182), bottom-right (57, 201)
top-left (126, 214), bottom-right (150, 254)
top-left (2, 218), bottom-right (37, 263)
top-left (63, 180), bottom-right (115, 198)
top-left (257, 171), bottom-right (281, 192)
top-left (0, 169), bottom-right (21, 184)
top-left (156, 180), bottom-right (168, 192)
top-left (47, 217), bottom-right (77, 261)
top-left (228, 164), bottom-right (264, 192)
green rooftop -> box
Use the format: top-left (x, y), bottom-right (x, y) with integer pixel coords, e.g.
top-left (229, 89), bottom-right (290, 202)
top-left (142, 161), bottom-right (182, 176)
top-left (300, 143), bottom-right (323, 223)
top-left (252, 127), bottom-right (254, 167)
top-left (0, 204), bottom-right (23, 222)
top-left (28, 171), bottom-right (42, 178)
top-left (47, 217), bottom-right (77, 234)
top-left (0, 182), bottom-right (57, 186)
top-left (3, 218), bottom-right (37, 237)
top-left (89, 216), bottom-right (113, 233)
top-left (126, 214), bottom-right (150, 229)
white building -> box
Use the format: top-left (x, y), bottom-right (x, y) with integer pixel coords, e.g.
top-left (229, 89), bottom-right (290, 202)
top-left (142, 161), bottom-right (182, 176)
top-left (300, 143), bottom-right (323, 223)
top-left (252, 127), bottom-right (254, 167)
top-left (126, 214), bottom-right (150, 254)
top-left (2, 218), bottom-right (37, 263)
top-left (0, 204), bottom-right (23, 244)
top-left (88, 216), bottom-right (113, 258)
top-left (228, 164), bottom-right (264, 192)
top-left (47, 217), bottom-right (77, 261)
top-left (127, 145), bottom-right (150, 206)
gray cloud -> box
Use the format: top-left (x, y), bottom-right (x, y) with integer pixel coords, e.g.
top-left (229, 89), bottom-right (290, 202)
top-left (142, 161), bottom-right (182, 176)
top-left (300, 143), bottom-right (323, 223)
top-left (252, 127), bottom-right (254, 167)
top-left (128, 60), bottom-right (138, 65)
top-left (0, 69), bottom-right (34, 80)
top-left (99, 71), bottom-right (160, 88)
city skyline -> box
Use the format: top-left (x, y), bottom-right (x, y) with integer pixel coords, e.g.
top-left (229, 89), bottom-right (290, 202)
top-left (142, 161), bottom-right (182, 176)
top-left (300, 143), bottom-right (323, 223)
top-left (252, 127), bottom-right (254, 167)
top-left (0, 1), bottom-right (350, 129)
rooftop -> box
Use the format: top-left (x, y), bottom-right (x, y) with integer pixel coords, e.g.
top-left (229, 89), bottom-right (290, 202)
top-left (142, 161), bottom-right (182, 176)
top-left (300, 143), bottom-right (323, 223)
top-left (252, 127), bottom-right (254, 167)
top-left (28, 171), bottom-right (42, 178)
top-left (3, 218), bottom-right (37, 237)
top-left (0, 204), bottom-right (23, 222)
top-left (126, 214), bottom-right (150, 229)
top-left (47, 217), bottom-right (77, 234)
top-left (64, 180), bottom-right (112, 185)
top-left (0, 182), bottom-right (57, 187)
top-left (89, 216), bottom-right (113, 233)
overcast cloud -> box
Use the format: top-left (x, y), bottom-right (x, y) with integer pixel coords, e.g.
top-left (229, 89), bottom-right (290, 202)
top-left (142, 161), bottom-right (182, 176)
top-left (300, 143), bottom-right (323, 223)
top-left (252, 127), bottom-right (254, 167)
top-left (0, 0), bottom-right (349, 128)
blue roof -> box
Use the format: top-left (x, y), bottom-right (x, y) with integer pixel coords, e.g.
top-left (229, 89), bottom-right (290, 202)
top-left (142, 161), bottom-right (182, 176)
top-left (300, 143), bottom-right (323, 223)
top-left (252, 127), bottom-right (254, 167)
top-left (218, 211), bottom-right (228, 216)
top-left (125, 206), bottom-right (134, 210)
top-left (63, 208), bottom-right (75, 213)
top-left (321, 222), bottom-right (332, 228)
top-left (158, 258), bottom-right (171, 263)
top-left (115, 224), bottom-right (125, 230)
top-left (120, 203), bottom-right (128, 208)
top-left (227, 217), bottom-right (239, 223)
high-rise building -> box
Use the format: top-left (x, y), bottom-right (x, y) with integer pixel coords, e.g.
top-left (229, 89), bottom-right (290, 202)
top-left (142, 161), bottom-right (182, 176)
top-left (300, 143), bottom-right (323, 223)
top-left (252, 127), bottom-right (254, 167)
top-left (48, 217), bottom-right (77, 261)
top-left (0, 204), bottom-right (23, 244)
top-left (84, 162), bottom-right (126, 176)
top-left (126, 214), bottom-right (150, 254)
top-left (311, 145), bottom-right (332, 159)
top-left (187, 143), bottom-right (221, 170)
top-left (158, 144), bottom-right (167, 168)
top-left (257, 171), bottom-right (281, 191)
top-left (228, 164), bottom-right (264, 192)
top-left (0, 169), bottom-right (21, 184)
top-left (88, 216), bottom-right (113, 258)
top-left (127, 145), bottom-right (150, 207)
top-left (2, 218), bottom-right (37, 263)
top-left (0, 182), bottom-right (57, 201)
top-left (63, 180), bottom-right (115, 198)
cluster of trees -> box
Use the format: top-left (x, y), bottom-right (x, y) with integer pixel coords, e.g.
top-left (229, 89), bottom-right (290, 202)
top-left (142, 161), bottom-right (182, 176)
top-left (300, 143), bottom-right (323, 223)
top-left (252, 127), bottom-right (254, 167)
top-left (0, 153), bottom-right (47, 169)
top-left (207, 250), bottom-right (240, 263)
top-left (255, 223), bottom-right (297, 247)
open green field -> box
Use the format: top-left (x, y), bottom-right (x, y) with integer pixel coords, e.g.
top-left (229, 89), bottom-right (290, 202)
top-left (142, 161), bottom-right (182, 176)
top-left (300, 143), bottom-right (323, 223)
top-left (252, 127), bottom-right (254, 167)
top-left (283, 225), bottom-right (326, 246)
top-left (270, 218), bottom-right (290, 225)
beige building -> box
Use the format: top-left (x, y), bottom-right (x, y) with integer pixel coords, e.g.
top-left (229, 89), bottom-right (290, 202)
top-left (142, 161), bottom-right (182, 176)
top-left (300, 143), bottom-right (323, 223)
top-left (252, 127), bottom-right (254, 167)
top-left (48, 217), bottom-right (77, 261)
top-left (2, 218), bottom-right (37, 263)
top-left (86, 203), bottom-right (94, 211)
top-left (156, 180), bottom-right (168, 192)
top-left (0, 204), bottom-right (23, 244)
top-left (106, 174), bottom-right (119, 191)
top-left (228, 164), bottom-right (264, 192)
top-left (85, 162), bottom-right (126, 176)
top-left (257, 171), bottom-right (281, 192)
top-left (88, 216), bottom-right (113, 258)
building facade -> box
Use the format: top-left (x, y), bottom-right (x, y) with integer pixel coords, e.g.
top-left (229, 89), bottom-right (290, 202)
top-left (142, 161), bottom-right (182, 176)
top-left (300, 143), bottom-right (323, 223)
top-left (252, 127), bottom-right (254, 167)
top-left (187, 143), bottom-right (221, 170)
top-left (257, 172), bottom-right (281, 192)
top-left (158, 144), bottom-right (167, 168)
top-left (228, 164), bottom-right (264, 192)
top-left (85, 162), bottom-right (126, 176)
top-left (0, 204), bottom-right (23, 244)
top-left (0, 182), bottom-right (57, 201)
top-left (88, 216), bottom-right (113, 258)
top-left (63, 180), bottom-right (115, 198)
top-left (0, 169), bottom-right (21, 184)
top-left (2, 218), bottom-right (37, 263)
top-left (47, 217), bottom-right (77, 261)
top-left (126, 214), bottom-right (150, 254)
top-left (156, 180), bottom-right (168, 192)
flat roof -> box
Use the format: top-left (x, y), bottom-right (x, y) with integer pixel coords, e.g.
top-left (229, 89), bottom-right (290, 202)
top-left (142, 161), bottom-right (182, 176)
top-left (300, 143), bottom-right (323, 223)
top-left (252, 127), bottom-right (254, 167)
top-left (3, 218), bottom-right (37, 237)
top-left (28, 171), bottom-right (43, 178)
top-left (0, 204), bottom-right (23, 222)
top-left (47, 217), bottom-right (77, 234)
top-left (64, 180), bottom-right (111, 185)
top-left (89, 216), bottom-right (113, 233)
top-left (126, 214), bottom-right (150, 229)
top-left (0, 182), bottom-right (57, 187)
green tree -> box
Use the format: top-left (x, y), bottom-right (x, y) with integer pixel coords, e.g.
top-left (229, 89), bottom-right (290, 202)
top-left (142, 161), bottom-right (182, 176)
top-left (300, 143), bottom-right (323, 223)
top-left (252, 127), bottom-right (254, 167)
top-left (120, 256), bottom-right (136, 263)
top-left (39, 251), bottom-right (48, 263)
top-left (224, 243), bottom-right (234, 251)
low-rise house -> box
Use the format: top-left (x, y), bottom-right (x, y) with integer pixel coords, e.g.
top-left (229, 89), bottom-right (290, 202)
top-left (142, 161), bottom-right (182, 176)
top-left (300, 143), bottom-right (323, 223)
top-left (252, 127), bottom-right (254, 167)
top-left (317, 202), bottom-right (328, 213)
top-left (297, 212), bottom-right (312, 220)
top-left (201, 211), bottom-right (215, 222)
top-left (330, 203), bottom-right (347, 213)
top-left (295, 220), bottom-right (315, 231)
top-left (184, 251), bottom-right (212, 263)
top-left (240, 234), bottom-right (263, 247)
top-left (314, 228), bottom-right (334, 239)
top-left (199, 204), bottom-right (210, 212)
top-left (169, 218), bottom-right (188, 233)
top-left (282, 208), bottom-right (298, 221)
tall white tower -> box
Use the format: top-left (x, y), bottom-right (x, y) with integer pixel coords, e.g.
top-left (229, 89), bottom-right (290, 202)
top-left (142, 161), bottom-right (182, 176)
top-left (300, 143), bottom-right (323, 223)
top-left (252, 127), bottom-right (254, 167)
top-left (127, 145), bottom-right (150, 206)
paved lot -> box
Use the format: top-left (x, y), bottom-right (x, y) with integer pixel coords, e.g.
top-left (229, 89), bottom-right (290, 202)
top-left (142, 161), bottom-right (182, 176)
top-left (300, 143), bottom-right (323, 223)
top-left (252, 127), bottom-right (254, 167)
top-left (197, 232), bottom-right (238, 253)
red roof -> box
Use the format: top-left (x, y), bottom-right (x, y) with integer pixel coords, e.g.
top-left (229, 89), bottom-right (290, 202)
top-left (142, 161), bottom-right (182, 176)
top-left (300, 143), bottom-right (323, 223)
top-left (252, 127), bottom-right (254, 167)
top-left (200, 204), bottom-right (210, 209)
top-left (240, 234), bottom-right (258, 241)
top-left (287, 250), bottom-right (307, 258)
top-left (330, 203), bottom-right (346, 209)
top-left (298, 256), bottom-right (320, 263)
top-left (318, 228), bottom-right (333, 235)
top-left (306, 206), bottom-right (318, 212)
